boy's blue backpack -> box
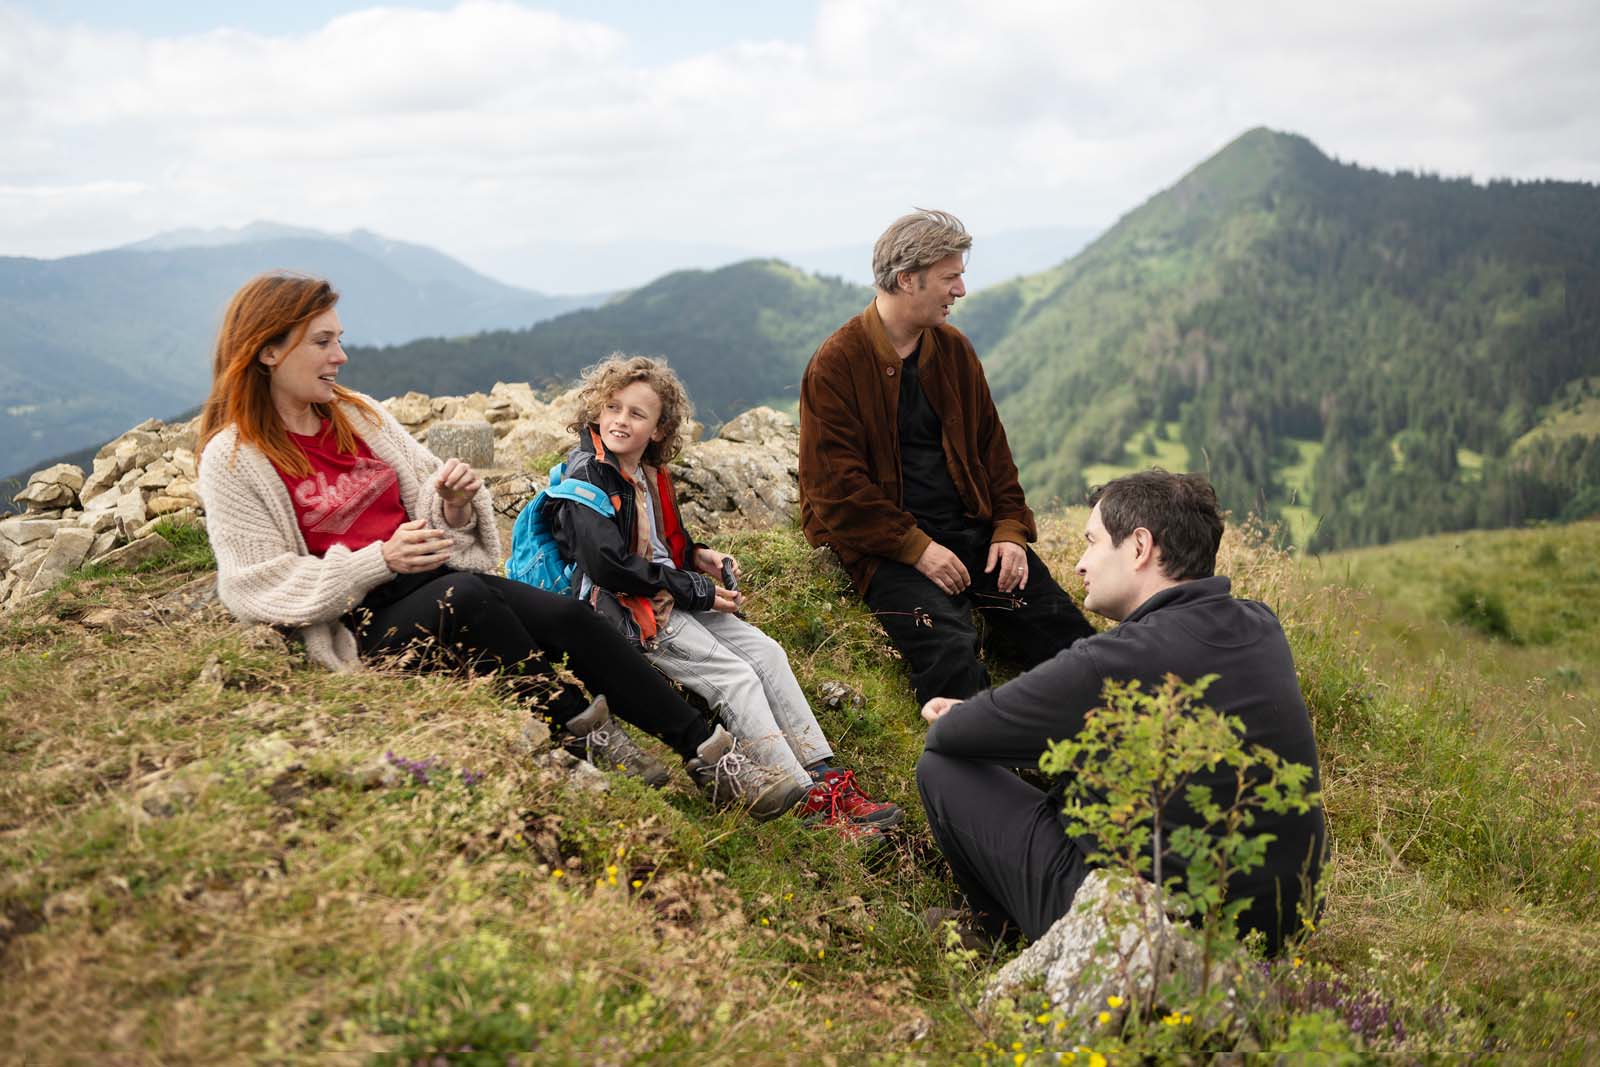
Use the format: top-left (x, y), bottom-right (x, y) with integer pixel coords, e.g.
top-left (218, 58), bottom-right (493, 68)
top-left (506, 461), bottom-right (615, 594)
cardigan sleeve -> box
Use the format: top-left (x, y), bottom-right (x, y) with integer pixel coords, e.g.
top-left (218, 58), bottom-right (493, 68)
top-left (368, 403), bottom-right (502, 574)
top-left (198, 434), bottom-right (395, 627)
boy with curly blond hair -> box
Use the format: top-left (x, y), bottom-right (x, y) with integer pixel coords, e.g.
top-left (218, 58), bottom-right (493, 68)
top-left (548, 354), bottom-right (901, 838)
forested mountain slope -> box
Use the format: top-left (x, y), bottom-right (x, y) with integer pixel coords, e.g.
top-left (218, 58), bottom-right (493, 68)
top-left (958, 127), bottom-right (1600, 549)
top-left (343, 259), bottom-right (872, 425)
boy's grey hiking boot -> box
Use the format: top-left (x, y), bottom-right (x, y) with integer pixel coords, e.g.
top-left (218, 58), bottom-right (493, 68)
top-left (686, 725), bottom-right (807, 821)
top-left (563, 696), bottom-right (670, 789)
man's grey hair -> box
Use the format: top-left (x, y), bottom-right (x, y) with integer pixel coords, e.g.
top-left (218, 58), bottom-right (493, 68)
top-left (872, 209), bottom-right (972, 293)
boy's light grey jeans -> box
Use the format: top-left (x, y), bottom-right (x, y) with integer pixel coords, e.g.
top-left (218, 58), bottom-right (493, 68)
top-left (647, 609), bottom-right (832, 789)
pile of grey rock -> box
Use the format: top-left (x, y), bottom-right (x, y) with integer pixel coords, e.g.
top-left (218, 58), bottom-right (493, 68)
top-left (3, 381), bottom-right (805, 613)
top-left (381, 383), bottom-right (801, 539)
top-left (1, 417), bottom-right (204, 609)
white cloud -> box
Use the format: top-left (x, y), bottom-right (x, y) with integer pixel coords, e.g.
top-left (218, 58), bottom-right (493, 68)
top-left (0, 0), bottom-right (1596, 282)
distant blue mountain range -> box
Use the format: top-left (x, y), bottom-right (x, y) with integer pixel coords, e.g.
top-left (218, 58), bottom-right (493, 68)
top-left (0, 223), bottom-right (605, 478)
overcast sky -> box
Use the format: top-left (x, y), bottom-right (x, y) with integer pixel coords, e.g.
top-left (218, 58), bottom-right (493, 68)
top-left (4, 0), bottom-right (1597, 290)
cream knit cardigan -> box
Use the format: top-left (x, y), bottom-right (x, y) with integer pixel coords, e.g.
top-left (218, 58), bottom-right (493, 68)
top-left (196, 395), bottom-right (501, 671)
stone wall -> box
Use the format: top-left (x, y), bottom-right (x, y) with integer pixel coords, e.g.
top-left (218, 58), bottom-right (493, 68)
top-left (1, 383), bottom-right (803, 612)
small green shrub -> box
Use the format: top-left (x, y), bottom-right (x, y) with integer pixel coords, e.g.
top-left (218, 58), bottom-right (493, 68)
top-left (1027, 675), bottom-right (1335, 1057)
top-left (1445, 584), bottom-right (1515, 641)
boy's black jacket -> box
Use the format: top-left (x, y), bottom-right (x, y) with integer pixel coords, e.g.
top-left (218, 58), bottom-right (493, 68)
top-left (548, 427), bottom-right (717, 640)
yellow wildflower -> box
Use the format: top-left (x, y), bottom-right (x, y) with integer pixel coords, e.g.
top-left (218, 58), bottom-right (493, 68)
top-left (1106, 995), bottom-right (1123, 1008)
top-left (1035, 1013), bottom-right (1051, 1024)
top-left (1097, 1011), bottom-right (1111, 1024)
top-left (1089, 1054), bottom-right (1107, 1067)
top-left (552, 868), bottom-right (565, 879)
top-left (1012, 1055), bottom-right (1025, 1067)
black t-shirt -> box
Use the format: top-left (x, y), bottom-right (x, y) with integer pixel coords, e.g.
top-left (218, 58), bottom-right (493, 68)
top-left (898, 344), bottom-right (975, 539)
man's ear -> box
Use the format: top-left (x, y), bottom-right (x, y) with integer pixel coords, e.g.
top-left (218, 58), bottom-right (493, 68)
top-left (1131, 527), bottom-right (1158, 570)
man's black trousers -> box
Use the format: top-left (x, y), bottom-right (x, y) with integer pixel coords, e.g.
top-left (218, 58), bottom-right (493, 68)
top-left (350, 567), bottom-right (712, 759)
top-left (916, 750), bottom-right (1092, 942)
top-left (864, 537), bottom-right (1094, 705)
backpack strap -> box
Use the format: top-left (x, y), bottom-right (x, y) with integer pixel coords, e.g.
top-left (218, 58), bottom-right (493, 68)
top-left (542, 477), bottom-right (615, 516)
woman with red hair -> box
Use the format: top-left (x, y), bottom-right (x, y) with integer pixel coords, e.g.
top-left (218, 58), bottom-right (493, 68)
top-left (195, 272), bottom-right (797, 818)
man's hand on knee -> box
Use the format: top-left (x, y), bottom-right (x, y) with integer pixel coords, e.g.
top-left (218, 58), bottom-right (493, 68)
top-left (922, 696), bottom-right (963, 723)
top-left (915, 540), bottom-right (971, 595)
top-left (986, 540), bottom-right (1029, 592)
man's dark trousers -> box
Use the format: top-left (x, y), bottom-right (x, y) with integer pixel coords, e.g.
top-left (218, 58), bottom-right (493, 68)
top-left (863, 530), bottom-right (1094, 705)
top-left (916, 750), bottom-right (1092, 941)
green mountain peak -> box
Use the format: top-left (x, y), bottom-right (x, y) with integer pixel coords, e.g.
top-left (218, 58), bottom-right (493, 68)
top-left (960, 127), bottom-right (1600, 549)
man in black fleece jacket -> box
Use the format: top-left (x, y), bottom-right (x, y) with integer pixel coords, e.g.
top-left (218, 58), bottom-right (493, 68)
top-left (917, 471), bottom-right (1325, 955)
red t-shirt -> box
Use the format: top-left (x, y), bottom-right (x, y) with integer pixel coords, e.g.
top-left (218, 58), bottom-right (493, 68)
top-left (276, 421), bottom-right (408, 556)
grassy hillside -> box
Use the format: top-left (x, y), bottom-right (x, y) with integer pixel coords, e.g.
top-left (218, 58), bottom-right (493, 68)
top-left (956, 128), bottom-right (1600, 549)
top-left (1515, 377), bottom-right (1600, 453)
top-left (342, 260), bottom-right (871, 427)
top-left (2, 513), bottom-right (1597, 1062)
top-left (1304, 519), bottom-right (1600, 762)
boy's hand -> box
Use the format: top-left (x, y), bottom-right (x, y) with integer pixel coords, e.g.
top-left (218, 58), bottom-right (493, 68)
top-left (711, 586), bottom-right (744, 613)
top-left (694, 547), bottom-right (740, 585)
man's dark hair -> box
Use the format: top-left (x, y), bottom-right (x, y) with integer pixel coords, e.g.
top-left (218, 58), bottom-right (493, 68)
top-left (1088, 469), bottom-right (1224, 580)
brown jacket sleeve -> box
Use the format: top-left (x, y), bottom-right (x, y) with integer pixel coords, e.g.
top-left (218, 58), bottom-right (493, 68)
top-left (798, 339), bottom-right (932, 569)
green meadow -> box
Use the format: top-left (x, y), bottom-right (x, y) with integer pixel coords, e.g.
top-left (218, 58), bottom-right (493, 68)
top-left (2, 515), bottom-right (1597, 1063)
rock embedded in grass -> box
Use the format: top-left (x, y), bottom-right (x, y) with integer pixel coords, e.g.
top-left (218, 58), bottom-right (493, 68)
top-left (982, 870), bottom-right (1238, 1026)
top-left (95, 532), bottom-right (171, 572)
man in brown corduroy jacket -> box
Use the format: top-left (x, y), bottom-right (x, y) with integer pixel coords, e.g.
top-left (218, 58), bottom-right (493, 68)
top-left (798, 209), bottom-right (1093, 706)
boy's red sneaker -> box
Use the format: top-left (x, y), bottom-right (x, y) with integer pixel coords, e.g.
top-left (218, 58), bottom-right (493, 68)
top-left (800, 769), bottom-right (903, 827)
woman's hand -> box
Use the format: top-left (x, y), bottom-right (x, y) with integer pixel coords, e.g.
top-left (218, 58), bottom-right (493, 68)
top-left (435, 458), bottom-right (481, 528)
top-left (381, 519), bottom-right (453, 573)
